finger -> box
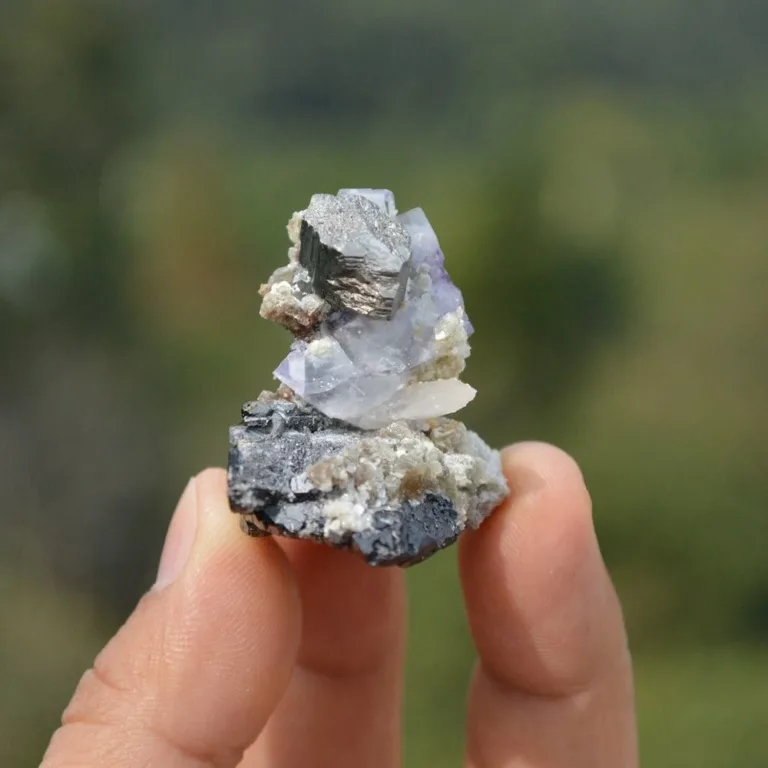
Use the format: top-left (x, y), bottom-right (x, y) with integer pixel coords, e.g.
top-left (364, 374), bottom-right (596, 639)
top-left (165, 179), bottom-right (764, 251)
top-left (42, 469), bottom-right (301, 768)
top-left (243, 540), bottom-right (406, 768)
top-left (459, 443), bottom-right (637, 768)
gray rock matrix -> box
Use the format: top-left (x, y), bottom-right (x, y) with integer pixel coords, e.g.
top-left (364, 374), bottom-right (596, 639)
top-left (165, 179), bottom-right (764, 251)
top-left (227, 189), bottom-right (508, 566)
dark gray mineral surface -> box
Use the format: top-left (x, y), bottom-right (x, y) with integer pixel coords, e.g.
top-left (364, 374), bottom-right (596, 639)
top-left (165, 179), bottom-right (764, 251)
top-left (228, 395), bottom-right (506, 566)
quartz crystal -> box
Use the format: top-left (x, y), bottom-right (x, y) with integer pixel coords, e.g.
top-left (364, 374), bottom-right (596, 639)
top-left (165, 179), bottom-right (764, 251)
top-left (228, 189), bottom-right (508, 565)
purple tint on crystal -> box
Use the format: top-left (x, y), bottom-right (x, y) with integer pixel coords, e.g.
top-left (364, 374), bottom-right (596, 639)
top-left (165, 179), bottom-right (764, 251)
top-left (325, 308), bottom-right (357, 332)
top-left (275, 342), bottom-right (308, 395)
top-left (275, 338), bottom-right (358, 396)
top-left (398, 208), bottom-right (473, 336)
top-left (332, 297), bottom-right (439, 377)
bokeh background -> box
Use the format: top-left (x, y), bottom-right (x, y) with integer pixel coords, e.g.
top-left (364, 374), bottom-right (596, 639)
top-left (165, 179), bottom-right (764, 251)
top-left (2, 1), bottom-right (768, 765)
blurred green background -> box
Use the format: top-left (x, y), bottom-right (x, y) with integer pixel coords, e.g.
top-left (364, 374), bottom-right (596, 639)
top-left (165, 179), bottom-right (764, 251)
top-left (2, 1), bottom-right (768, 765)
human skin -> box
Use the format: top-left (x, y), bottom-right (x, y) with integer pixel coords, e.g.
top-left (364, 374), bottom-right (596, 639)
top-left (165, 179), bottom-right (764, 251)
top-left (40, 442), bottom-right (638, 767)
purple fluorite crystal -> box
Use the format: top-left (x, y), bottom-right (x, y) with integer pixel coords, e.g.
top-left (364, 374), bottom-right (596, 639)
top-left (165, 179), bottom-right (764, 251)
top-left (267, 189), bottom-right (476, 429)
top-left (397, 207), bottom-right (474, 335)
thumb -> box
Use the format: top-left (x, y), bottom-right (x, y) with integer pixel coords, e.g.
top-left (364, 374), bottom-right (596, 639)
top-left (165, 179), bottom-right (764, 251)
top-left (41, 469), bottom-right (301, 768)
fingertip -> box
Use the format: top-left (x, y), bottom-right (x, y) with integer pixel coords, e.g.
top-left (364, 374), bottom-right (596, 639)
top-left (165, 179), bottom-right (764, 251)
top-left (459, 441), bottom-right (621, 698)
top-left (191, 466), bottom-right (230, 536)
top-left (247, 540), bottom-right (407, 768)
top-left (500, 441), bottom-right (592, 512)
top-left (461, 442), bottom-right (596, 606)
top-left (461, 444), bottom-right (637, 767)
top-left (189, 466), bottom-right (300, 618)
top-left (154, 475), bottom-right (199, 591)
top-left (194, 465), bottom-right (227, 487)
top-left (188, 464), bottom-right (302, 687)
top-left (276, 538), bottom-right (406, 677)
top-left (53, 466), bottom-right (302, 768)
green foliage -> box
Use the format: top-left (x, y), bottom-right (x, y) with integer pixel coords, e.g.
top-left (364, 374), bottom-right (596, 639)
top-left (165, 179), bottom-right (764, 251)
top-left (0, 565), bottom-right (109, 767)
top-left (2, 2), bottom-right (768, 765)
top-left (0, 0), bottom-right (137, 344)
top-left (637, 649), bottom-right (768, 768)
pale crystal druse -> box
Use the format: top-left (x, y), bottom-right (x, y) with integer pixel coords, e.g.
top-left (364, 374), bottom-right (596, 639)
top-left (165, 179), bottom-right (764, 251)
top-left (228, 189), bottom-right (508, 566)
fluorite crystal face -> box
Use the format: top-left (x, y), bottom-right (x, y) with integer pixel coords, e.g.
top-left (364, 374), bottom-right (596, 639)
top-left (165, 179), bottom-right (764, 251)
top-left (262, 189), bottom-right (476, 429)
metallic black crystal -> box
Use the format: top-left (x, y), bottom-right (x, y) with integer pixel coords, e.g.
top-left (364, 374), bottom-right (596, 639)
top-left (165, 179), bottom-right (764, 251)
top-left (228, 399), bottom-right (463, 566)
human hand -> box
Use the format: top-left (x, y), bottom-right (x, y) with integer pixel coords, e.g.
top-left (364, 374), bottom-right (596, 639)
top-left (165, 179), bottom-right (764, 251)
top-left (41, 442), bottom-right (637, 767)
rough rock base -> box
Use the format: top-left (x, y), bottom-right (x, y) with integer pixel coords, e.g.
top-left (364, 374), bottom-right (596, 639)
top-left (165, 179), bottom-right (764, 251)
top-left (227, 391), bottom-right (508, 566)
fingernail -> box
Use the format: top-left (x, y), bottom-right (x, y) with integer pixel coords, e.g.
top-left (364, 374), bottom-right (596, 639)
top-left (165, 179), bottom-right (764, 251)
top-left (155, 476), bottom-right (198, 590)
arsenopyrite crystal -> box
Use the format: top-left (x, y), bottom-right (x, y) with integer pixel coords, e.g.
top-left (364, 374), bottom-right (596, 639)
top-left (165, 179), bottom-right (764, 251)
top-left (299, 192), bottom-right (411, 319)
top-left (228, 189), bottom-right (508, 566)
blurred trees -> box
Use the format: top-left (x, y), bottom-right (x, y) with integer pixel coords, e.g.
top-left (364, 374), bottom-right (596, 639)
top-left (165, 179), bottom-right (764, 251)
top-left (138, 0), bottom-right (768, 128)
top-left (0, 0), bottom-right (139, 343)
top-left (0, 8), bottom-right (161, 762)
top-left (2, 1), bottom-right (768, 766)
top-left (464, 162), bottom-right (629, 438)
top-left (0, 0), bottom-right (163, 614)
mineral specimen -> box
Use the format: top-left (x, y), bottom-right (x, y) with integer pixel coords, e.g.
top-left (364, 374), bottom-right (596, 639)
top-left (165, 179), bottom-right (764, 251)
top-left (228, 189), bottom-right (508, 566)
top-left (298, 192), bottom-right (411, 319)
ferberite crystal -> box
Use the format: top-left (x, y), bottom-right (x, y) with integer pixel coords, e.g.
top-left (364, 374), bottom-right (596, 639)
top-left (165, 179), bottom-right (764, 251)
top-left (228, 189), bottom-right (508, 566)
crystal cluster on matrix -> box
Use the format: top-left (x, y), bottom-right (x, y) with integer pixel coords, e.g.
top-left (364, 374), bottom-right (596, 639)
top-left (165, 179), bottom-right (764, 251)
top-left (261, 188), bottom-right (476, 429)
top-left (229, 189), bottom-right (508, 566)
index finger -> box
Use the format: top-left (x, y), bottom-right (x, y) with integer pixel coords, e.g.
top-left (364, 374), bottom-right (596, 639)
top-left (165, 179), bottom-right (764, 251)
top-left (459, 443), bottom-right (638, 767)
